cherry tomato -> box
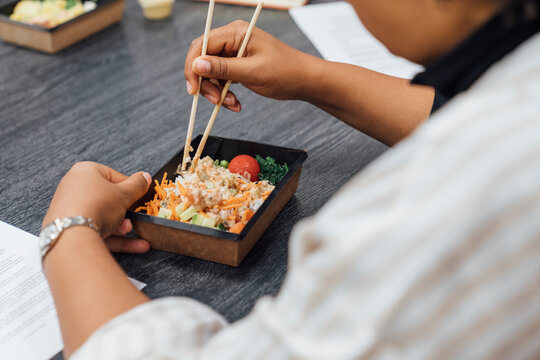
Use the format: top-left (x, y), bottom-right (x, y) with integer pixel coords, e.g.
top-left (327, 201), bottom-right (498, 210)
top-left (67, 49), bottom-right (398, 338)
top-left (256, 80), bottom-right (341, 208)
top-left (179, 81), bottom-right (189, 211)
top-left (228, 155), bottom-right (260, 181)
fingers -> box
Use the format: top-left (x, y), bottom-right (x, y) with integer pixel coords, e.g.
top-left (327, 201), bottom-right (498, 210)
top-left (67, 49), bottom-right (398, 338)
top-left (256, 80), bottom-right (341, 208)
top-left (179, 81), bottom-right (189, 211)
top-left (118, 172), bottom-right (152, 206)
top-left (200, 80), bottom-right (241, 112)
top-left (86, 162), bottom-right (129, 184)
top-left (105, 236), bottom-right (150, 253)
top-left (199, 79), bottom-right (221, 104)
top-left (116, 218), bottom-right (133, 236)
top-left (70, 162), bottom-right (139, 186)
top-left (192, 55), bottom-right (252, 83)
top-left (185, 21), bottom-right (250, 94)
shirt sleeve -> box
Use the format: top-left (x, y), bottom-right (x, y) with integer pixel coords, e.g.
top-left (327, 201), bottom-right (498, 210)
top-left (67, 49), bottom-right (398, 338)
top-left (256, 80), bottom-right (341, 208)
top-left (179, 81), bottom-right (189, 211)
top-left (71, 297), bottom-right (228, 360)
top-left (73, 83), bottom-right (540, 360)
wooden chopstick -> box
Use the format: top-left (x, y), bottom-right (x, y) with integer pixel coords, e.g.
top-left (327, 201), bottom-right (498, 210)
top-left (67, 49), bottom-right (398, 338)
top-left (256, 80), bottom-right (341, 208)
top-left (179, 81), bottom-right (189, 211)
top-left (179, 0), bottom-right (216, 173)
top-left (189, 0), bottom-right (264, 173)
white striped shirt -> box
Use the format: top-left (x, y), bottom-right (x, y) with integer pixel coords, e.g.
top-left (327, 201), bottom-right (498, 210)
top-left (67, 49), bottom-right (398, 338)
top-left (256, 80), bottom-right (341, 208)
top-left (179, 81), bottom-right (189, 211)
top-left (73, 32), bottom-right (540, 360)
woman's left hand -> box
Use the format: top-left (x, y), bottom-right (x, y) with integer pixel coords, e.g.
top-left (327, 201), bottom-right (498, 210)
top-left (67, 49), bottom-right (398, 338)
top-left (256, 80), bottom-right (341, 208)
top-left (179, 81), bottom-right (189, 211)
top-left (42, 161), bottom-right (152, 253)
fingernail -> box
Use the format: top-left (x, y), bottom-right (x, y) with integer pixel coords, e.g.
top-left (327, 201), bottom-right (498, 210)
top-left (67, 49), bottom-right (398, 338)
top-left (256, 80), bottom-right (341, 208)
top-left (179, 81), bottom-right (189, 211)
top-left (194, 59), bottom-right (211, 74)
top-left (224, 94), bottom-right (235, 105)
top-left (186, 80), bottom-right (194, 95)
top-left (142, 172), bottom-right (152, 185)
top-left (207, 95), bottom-right (219, 104)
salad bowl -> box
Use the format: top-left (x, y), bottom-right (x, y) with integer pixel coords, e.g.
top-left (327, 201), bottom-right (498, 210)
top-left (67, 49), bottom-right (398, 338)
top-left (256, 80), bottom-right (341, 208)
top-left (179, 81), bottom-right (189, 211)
top-left (127, 135), bottom-right (307, 266)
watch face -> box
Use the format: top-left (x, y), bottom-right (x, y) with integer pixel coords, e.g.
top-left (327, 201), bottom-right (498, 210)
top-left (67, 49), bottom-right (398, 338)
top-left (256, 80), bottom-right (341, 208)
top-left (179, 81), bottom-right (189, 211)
top-left (39, 223), bottom-right (58, 248)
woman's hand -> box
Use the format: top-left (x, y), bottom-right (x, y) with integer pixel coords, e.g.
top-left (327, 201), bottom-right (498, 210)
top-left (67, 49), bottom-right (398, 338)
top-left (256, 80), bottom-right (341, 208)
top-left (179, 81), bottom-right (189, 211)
top-left (185, 21), bottom-right (434, 145)
top-left (42, 162), bottom-right (152, 253)
top-left (185, 20), bottom-right (322, 112)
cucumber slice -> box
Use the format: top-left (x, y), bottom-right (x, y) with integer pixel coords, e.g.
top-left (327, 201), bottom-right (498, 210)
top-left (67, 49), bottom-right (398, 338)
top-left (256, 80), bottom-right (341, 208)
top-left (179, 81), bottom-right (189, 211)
top-left (192, 214), bottom-right (217, 228)
top-left (191, 213), bottom-right (204, 225)
top-left (157, 208), bottom-right (172, 219)
top-left (175, 203), bottom-right (186, 218)
top-left (180, 206), bottom-right (198, 221)
top-left (201, 216), bottom-right (217, 228)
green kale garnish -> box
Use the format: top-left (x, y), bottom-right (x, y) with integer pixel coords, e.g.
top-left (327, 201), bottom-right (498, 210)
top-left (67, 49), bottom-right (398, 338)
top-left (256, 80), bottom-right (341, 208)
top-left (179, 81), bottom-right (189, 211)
top-left (256, 155), bottom-right (289, 185)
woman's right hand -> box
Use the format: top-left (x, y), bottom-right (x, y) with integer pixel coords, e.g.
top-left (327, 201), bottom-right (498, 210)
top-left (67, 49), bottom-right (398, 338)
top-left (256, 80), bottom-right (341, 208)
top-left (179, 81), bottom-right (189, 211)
top-left (184, 20), bottom-right (321, 112)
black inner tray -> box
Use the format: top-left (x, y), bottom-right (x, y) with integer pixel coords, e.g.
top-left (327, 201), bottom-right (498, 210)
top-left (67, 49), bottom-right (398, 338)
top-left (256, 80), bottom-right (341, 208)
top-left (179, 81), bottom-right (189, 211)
top-left (127, 135), bottom-right (308, 241)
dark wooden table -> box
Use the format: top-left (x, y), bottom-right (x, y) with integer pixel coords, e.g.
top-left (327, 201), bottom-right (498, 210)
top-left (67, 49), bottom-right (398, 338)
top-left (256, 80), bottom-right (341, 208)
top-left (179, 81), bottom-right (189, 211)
top-left (0, 0), bottom-right (386, 358)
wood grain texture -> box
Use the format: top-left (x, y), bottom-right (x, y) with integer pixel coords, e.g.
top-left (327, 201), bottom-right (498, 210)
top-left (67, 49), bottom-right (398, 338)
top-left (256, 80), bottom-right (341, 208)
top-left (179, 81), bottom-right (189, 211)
top-left (0, 0), bottom-right (387, 358)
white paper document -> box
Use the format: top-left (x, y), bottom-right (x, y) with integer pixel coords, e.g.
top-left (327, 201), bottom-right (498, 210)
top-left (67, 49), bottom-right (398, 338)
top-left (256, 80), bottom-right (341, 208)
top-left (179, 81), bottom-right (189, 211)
top-left (289, 2), bottom-right (423, 79)
top-left (0, 221), bottom-right (146, 360)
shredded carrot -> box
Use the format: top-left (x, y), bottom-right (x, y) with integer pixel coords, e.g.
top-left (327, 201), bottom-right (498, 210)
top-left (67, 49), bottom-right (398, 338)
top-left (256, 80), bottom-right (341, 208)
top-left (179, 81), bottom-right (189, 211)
top-left (168, 202), bottom-right (178, 220)
top-left (176, 182), bottom-right (187, 195)
top-left (176, 182), bottom-right (195, 204)
top-left (154, 180), bottom-right (166, 199)
top-left (242, 209), bottom-right (255, 224)
top-left (134, 206), bottom-right (147, 213)
top-left (150, 201), bottom-right (159, 216)
top-left (219, 204), bottom-right (243, 210)
top-left (261, 189), bottom-right (273, 196)
top-left (161, 172), bottom-right (168, 187)
top-left (223, 197), bottom-right (244, 206)
top-left (198, 211), bottom-right (209, 218)
top-left (229, 222), bottom-right (245, 234)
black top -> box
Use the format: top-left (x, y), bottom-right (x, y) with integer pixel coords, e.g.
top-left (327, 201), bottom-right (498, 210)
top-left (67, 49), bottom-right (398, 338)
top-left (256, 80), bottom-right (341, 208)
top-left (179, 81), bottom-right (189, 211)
top-left (413, 0), bottom-right (540, 113)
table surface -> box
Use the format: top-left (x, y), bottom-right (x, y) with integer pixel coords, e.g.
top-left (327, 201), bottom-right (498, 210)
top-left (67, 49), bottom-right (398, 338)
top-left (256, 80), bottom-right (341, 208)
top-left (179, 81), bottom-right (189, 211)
top-left (0, 0), bottom-right (386, 357)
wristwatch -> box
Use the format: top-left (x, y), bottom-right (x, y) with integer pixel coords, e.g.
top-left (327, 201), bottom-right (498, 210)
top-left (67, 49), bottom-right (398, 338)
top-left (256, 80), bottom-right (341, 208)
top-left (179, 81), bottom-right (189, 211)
top-left (39, 216), bottom-right (100, 258)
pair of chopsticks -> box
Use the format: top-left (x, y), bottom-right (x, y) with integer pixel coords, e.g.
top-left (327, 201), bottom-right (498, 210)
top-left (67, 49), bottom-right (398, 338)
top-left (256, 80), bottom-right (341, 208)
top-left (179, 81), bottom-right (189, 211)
top-left (180, 0), bottom-right (264, 173)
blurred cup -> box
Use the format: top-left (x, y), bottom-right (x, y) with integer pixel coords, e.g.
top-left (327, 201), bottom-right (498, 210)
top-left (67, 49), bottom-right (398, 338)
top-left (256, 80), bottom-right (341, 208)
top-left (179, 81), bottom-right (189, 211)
top-left (138, 0), bottom-right (175, 20)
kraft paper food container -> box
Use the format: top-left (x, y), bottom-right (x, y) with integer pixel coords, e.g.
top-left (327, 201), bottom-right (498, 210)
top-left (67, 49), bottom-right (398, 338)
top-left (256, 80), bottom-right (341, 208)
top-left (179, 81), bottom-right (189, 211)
top-left (0, 0), bottom-right (125, 54)
top-left (127, 135), bottom-right (308, 267)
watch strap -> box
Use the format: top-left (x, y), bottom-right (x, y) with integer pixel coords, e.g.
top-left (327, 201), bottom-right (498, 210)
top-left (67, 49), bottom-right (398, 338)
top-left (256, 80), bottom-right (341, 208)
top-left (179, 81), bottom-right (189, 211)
top-left (39, 216), bottom-right (100, 258)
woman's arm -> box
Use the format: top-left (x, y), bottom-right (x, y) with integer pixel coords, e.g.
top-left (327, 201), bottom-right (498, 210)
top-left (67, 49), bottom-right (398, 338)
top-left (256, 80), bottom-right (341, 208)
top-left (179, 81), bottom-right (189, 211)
top-left (299, 58), bottom-right (435, 145)
top-left (44, 228), bottom-right (149, 357)
top-left (184, 21), bottom-right (434, 146)
top-left (41, 162), bottom-right (152, 357)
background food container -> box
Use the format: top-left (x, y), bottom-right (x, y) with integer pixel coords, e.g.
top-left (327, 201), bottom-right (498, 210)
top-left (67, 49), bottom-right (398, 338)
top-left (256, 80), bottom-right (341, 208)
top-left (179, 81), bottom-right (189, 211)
top-left (127, 135), bottom-right (308, 267)
top-left (138, 0), bottom-right (174, 20)
top-left (0, 0), bottom-right (125, 53)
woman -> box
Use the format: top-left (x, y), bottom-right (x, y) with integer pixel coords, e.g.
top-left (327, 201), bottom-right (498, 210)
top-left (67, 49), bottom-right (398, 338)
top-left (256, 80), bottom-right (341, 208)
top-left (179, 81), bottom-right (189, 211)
top-left (42, 0), bottom-right (540, 358)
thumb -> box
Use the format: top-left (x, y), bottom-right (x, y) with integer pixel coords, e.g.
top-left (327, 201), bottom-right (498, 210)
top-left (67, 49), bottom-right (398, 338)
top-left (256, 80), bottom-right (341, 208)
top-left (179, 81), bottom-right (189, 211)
top-left (118, 172), bottom-right (152, 206)
top-left (192, 56), bottom-right (251, 82)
